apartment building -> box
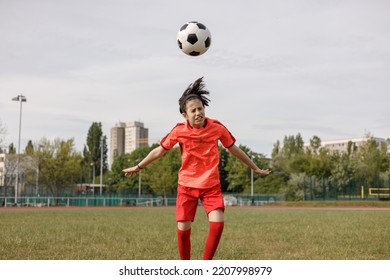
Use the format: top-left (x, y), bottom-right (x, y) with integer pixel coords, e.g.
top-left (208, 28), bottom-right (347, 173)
top-left (109, 121), bottom-right (148, 168)
top-left (312, 137), bottom-right (388, 154)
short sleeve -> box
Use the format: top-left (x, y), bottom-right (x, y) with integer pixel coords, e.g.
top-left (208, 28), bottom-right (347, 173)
top-left (160, 124), bottom-right (180, 150)
top-left (218, 123), bottom-right (236, 148)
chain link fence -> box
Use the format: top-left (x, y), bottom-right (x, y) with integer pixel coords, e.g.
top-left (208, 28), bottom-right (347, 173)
top-left (303, 177), bottom-right (390, 201)
top-left (1, 193), bottom-right (284, 208)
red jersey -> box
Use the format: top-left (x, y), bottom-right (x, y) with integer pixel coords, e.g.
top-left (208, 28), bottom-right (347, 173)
top-left (160, 117), bottom-right (236, 189)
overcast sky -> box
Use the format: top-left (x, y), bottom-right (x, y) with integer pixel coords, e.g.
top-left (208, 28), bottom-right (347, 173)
top-left (1, 0), bottom-right (389, 157)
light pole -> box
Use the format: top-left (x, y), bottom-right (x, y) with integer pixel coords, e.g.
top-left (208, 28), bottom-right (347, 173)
top-left (100, 135), bottom-right (103, 196)
top-left (251, 166), bottom-right (254, 197)
top-left (136, 158), bottom-right (141, 197)
top-left (12, 94), bottom-right (27, 205)
top-left (35, 144), bottom-right (43, 196)
top-left (35, 160), bottom-right (39, 196)
top-left (138, 170), bottom-right (141, 197)
top-left (90, 162), bottom-right (95, 194)
top-left (250, 153), bottom-right (254, 205)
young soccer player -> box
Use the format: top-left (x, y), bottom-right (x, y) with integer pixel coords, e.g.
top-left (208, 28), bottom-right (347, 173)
top-left (122, 77), bottom-right (270, 260)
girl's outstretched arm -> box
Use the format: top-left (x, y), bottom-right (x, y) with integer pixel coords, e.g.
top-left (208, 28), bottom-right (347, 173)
top-left (227, 144), bottom-right (271, 175)
top-left (122, 146), bottom-right (167, 176)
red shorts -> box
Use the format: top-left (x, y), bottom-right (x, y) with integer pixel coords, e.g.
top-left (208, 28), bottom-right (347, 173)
top-left (176, 184), bottom-right (225, 222)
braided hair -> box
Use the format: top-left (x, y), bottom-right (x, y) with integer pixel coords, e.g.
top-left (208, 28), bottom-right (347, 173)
top-left (179, 77), bottom-right (210, 114)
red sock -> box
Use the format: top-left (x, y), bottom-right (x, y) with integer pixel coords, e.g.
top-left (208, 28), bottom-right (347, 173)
top-left (202, 221), bottom-right (224, 260)
top-left (177, 228), bottom-right (191, 260)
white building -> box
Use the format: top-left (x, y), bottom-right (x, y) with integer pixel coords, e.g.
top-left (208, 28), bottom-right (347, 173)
top-left (124, 121), bottom-right (149, 154)
top-left (315, 137), bottom-right (388, 154)
top-left (109, 121), bottom-right (148, 168)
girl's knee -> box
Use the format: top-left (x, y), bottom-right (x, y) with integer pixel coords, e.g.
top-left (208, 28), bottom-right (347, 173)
top-left (177, 221), bottom-right (192, 231)
top-left (208, 209), bottom-right (224, 222)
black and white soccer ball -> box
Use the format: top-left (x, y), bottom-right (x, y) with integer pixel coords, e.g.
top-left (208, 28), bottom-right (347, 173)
top-left (177, 21), bottom-right (211, 56)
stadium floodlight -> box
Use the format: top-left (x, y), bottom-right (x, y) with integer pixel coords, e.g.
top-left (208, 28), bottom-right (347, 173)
top-left (12, 94), bottom-right (27, 206)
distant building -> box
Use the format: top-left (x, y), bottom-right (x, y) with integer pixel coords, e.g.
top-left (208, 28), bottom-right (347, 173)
top-left (124, 121), bottom-right (149, 154)
top-left (307, 137), bottom-right (388, 154)
top-left (109, 121), bottom-right (149, 168)
top-left (0, 153), bottom-right (37, 195)
top-left (110, 122), bottom-right (125, 167)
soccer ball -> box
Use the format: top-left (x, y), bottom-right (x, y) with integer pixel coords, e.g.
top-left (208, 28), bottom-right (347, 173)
top-left (177, 21), bottom-right (211, 56)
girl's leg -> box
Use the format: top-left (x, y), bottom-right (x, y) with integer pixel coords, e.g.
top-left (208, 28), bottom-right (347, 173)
top-left (208, 209), bottom-right (224, 222)
top-left (177, 221), bottom-right (192, 260)
top-left (202, 209), bottom-right (225, 260)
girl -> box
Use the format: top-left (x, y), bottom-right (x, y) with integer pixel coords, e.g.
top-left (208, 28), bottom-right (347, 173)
top-left (123, 77), bottom-right (270, 259)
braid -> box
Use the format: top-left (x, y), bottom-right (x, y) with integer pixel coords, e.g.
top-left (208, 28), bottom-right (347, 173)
top-left (179, 77), bottom-right (210, 113)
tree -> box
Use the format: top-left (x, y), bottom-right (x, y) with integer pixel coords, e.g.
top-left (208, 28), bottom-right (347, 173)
top-left (330, 151), bottom-right (355, 194)
top-left (352, 138), bottom-right (390, 186)
top-left (109, 153), bottom-right (136, 195)
top-left (225, 145), bottom-right (251, 192)
top-left (308, 148), bottom-right (333, 178)
top-left (270, 134), bottom-right (307, 194)
top-left (224, 145), bottom-right (271, 193)
top-left (8, 143), bottom-right (16, 154)
top-left (285, 173), bottom-right (306, 201)
top-left (254, 172), bottom-right (285, 194)
top-left (25, 140), bottom-right (34, 155)
top-left (38, 138), bottom-right (83, 199)
top-left (282, 133), bottom-right (304, 159)
top-left (84, 122), bottom-right (108, 178)
top-left (309, 135), bottom-right (322, 154)
top-left (0, 119), bottom-right (6, 152)
top-left (109, 146), bottom-right (154, 195)
top-left (271, 133), bottom-right (306, 176)
top-left (3, 153), bottom-right (17, 196)
top-left (143, 147), bottom-right (180, 198)
top-left (251, 153), bottom-right (273, 194)
top-left (218, 146), bottom-right (229, 192)
top-left (271, 140), bottom-right (281, 158)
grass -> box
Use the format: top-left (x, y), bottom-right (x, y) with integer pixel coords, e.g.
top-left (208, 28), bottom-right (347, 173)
top-left (0, 204), bottom-right (389, 260)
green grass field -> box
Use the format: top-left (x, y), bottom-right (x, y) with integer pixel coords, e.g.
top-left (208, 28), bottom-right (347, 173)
top-left (1, 204), bottom-right (389, 260)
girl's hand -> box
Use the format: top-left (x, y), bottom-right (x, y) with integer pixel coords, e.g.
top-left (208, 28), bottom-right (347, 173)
top-left (254, 168), bottom-right (271, 175)
top-left (122, 166), bottom-right (141, 177)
